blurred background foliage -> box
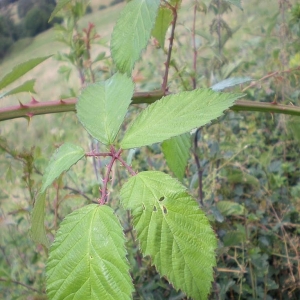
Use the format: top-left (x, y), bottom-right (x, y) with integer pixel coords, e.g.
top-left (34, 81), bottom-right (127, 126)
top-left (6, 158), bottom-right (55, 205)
top-left (0, 0), bottom-right (299, 299)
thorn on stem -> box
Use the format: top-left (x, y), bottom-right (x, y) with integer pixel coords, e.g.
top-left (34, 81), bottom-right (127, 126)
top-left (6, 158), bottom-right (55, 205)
top-left (18, 100), bottom-right (28, 108)
top-left (30, 96), bottom-right (39, 104)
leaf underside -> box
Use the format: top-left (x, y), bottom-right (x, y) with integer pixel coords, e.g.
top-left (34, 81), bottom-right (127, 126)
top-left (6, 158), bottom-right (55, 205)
top-left (211, 76), bottom-right (251, 91)
top-left (120, 171), bottom-right (217, 300)
top-left (47, 204), bottom-right (133, 299)
top-left (121, 89), bottom-right (244, 149)
top-left (111, 0), bottom-right (160, 75)
top-left (76, 73), bottom-right (134, 145)
top-left (161, 133), bottom-right (191, 181)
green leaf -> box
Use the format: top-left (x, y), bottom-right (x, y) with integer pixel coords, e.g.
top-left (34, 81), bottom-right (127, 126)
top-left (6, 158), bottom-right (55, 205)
top-left (288, 116), bottom-right (300, 144)
top-left (0, 56), bottom-right (52, 90)
top-left (77, 73), bottom-right (134, 145)
top-left (120, 171), bottom-right (217, 300)
top-left (223, 231), bottom-right (245, 246)
top-left (31, 143), bottom-right (85, 247)
top-left (30, 192), bottom-right (50, 248)
top-left (225, 0), bottom-right (243, 10)
top-left (111, 0), bottom-right (160, 75)
top-left (41, 143), bottom-right (85, 192)
top-left (161, 133), bottom-right (191, 181)
top-left (211, 77), bottom-right (252, 91)
top-left (226, 169), bottom-right (259, 188)
top-left (0, 79), bottom-right (36, 99)
top-left (47, 204), bottom-right (133, 299)
top-left (93, 51), bottom-right (106, 63)
top-left (216, 201), bottom-right (245, 216)
top-left (49, 0), bottom-right (72, 22)
top-left (152, 7), bottom-right (173, 48)
top-left (121, 89), bottom-right (244, 149)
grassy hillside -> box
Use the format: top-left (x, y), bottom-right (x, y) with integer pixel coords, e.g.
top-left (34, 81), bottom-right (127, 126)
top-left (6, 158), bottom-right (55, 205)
top-left (0, 2), bottom-right (123, 103)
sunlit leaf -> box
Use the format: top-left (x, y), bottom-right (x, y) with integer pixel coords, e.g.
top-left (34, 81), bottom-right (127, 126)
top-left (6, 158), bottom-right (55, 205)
top-left (162, 133), bottom-right (191, 181)
top-left (0, 56), bottom-right (51, 90)
top-left (152, 7), bottom-right (173, 48)
top-left (77, 73), bottom-right (134, 145)
top-left (111, 0), bottom-right (160, 75)
top-left (47, 204), bottom-right (133, 299)
top-left (120, 171), bottom-right (217, 299)
top-left (121, 89), bottom-right (244, 149)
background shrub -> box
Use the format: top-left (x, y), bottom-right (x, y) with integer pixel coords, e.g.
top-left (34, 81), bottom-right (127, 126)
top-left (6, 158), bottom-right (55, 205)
top-left (0, 14), bottom-right (19, 59)
top-left (17, 0), bottom-right (35, 18)
top-left (99, 5), bottom-right (107, 10)
top-left (24, 7), bottom-right (49, 37)
top-left (110, 0), bottom-right (124, 6)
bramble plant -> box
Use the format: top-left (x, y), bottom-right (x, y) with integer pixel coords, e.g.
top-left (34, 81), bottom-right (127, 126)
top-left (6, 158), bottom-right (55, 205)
top-left (1, 0), bottom-right (300, 299)
top-left (31, 1), bottom-right (244, 297)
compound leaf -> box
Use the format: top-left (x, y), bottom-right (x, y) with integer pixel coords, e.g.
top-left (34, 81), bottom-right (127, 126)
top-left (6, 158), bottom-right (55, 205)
top-left (152, 7), bottom-right (173, 48)
top-left (162, 133), bottom-right (191, 181)
top-left (41, 143), bottom-right (85, 192)
top-left (47, 204), bottom-right (133, 299)
top-left (121, 89), bottom-right (244, 149)
top-left (77, 73), bottom-right (134, 145)
top-left (120, 171), bottom-right (217, 300)
top-left (0, 56), bottom-right (51, 90)
top-left (31, 192), bottom-right (50, 248)
top-left (111, 0), bottom-right (160, 75)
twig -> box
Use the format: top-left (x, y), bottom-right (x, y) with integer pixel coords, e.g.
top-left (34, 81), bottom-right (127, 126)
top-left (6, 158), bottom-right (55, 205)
top-left (63, 185), bottom-right (95, 202)
top-left (85, 151), bottom-right (112, 157)
top-left (117, 155), bottom-right (136, 176)
top-left (193, 128), bottom-right (203, 206)
top-left (241, 66), bottom-right (300, 93)
top-left (2, 91), bottom-right (300, 122)
top-left (99, 146), bottom-right (122, 204)
top-left (269, 202), bottom-right (296, 283)
top-left (0, 277), bottom-right (43, 293)
top-left (161, 1), bottom-right (178, 94)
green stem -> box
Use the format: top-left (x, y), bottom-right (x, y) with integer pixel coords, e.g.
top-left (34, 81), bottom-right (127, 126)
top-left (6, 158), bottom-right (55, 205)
top-left (0, 92), bottom-right (300, 122)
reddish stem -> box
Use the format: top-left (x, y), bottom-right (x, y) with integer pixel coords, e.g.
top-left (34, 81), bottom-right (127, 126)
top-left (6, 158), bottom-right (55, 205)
top-left (99, 146), bottom-right (122, 204)
top-left (117, 155), bottom-right (136, 176)
top-left (85, 151), bottom-right (112, 157)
